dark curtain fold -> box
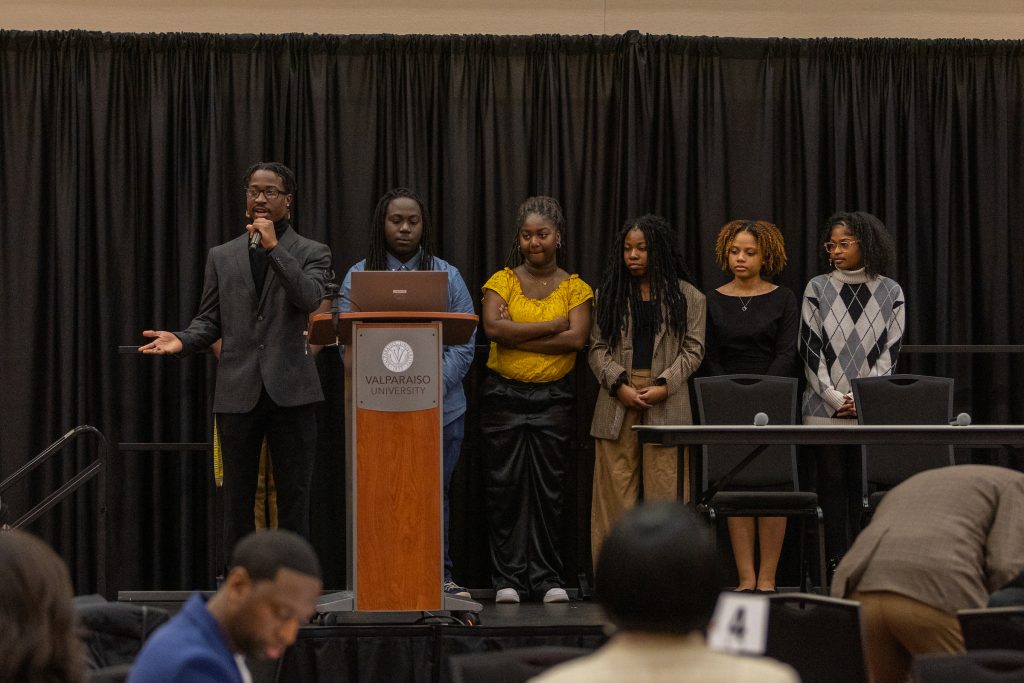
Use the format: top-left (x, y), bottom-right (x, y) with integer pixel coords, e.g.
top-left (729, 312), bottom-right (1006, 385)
top-left (1, 31), bottom-right (1022, 594)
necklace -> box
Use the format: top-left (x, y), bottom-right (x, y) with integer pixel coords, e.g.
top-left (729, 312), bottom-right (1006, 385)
top-left (739, 296), bottom-right (753, 312)
top-left (521, 266), bottom-right (555, 287)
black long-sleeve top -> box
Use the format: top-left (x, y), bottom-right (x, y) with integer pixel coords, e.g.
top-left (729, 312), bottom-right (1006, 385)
top-left (704, 286), bottom-right (799, 377)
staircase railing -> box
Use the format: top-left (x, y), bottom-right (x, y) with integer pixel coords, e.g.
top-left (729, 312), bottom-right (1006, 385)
top-left (0, 425), bottom-right (109, 595)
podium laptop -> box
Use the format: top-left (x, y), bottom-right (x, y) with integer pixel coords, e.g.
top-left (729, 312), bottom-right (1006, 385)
top-left (349, 270), bottom-right (449, 313)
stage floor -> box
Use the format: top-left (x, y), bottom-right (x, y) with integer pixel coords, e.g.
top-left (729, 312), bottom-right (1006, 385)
top-left (118, 589), bottom-right (610, 627)
top-left (118, 590), bottom-right (610, 682)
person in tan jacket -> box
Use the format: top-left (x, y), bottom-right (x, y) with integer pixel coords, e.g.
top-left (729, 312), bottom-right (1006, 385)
top-left (588, 215), bottom-right (705, 566)
top-left (832, 464), bottom-right (1024, 683)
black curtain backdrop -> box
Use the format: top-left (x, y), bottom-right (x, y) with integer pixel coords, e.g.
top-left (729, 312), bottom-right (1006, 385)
top-left (1, 31), bottom-right (1022, 594)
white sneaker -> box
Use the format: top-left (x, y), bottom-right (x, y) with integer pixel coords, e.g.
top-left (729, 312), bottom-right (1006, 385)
top-left (495, 588), bottom-right (520, 604)
top-left (543, 587), bottom-right (569, 603)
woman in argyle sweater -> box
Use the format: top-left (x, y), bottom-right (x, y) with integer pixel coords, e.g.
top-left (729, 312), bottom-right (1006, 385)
top-left (799, 211), bottom-right (905, 565)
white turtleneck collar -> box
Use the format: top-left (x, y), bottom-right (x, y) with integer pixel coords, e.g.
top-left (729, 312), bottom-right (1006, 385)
top-left (830, 267), bottom-right (871, 285)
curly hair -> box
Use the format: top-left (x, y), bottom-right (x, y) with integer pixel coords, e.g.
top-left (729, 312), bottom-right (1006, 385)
top-left (714, 220), bottom-right (788, 277)
top-left (0, 530), bottom-right (85, 683)
top-left (503, 196), bottom-right (569, 268)
top-left (243, 162), bottom-right (296, 197)
top-left (365, 187), bottom-right (437, 271)
top-left (822, 211), bottom-right (896, 277)
top-left (595, 214), bottom-right (696, 349)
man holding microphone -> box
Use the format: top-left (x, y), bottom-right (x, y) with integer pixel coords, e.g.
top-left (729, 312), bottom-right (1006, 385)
top-left (140, 162), bottom-right (333, 550)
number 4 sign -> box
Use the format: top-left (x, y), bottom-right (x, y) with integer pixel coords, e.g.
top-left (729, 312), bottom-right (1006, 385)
top-left (706, 592), bottom-right (769, 655)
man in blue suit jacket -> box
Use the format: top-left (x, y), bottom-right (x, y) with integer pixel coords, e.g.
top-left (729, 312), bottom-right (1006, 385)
top-left (128, 530), bottom-right (322, 683)
top-left (140, 162), bottom-right (333, 551)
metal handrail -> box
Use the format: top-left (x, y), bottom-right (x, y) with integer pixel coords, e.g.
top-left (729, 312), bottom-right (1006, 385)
top-left (0, 425), bottom-right (109, 595)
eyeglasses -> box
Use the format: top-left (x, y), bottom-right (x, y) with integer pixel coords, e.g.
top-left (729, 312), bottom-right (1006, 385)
top-left (823, 239), bottom-right (859, 253)
top-left (245, 187), bottom-right (286, 200)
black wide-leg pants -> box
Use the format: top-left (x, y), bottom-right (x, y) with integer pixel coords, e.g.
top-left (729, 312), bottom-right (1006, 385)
top-left (479, 372), bottom-right (574, 599)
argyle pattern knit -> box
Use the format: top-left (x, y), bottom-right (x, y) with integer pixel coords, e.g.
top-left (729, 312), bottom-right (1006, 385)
top-left (799, 268), bottom-right (905, 419)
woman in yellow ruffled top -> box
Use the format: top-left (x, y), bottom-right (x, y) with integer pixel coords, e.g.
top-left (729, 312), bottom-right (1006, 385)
top-left (479, 196), bottom-right (593, 605)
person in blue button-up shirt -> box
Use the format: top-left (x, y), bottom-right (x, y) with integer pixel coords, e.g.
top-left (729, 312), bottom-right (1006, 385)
top-left (339, 188), bottom-right (477, 598)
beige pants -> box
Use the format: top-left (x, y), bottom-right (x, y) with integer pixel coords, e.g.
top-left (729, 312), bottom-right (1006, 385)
top-left (591, 369), bottom-right (689, 568)
top-left (851, 591), bottom-right (964, 683)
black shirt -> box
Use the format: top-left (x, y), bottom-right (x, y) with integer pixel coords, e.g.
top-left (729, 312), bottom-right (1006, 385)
top-left (630, 300), bottom-right (659, 370)
top-left (249, 219), bottom-right (291, 294)
top-left (704, 286), bottom-right (799, 377)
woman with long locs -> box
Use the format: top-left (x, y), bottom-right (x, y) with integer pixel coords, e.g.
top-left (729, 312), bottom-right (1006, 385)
top-left (479, 196), bottom-right (593, 605)
top-left (588, 214), bottom-right (706, 566)
top-left (705, 219), bottom-right (799, 593)
top-left (799, 211), bottom-right (905, 567)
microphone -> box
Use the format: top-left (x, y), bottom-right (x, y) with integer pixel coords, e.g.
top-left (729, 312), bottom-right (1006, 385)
top-left (249, 229), bottom-right (261, 250)
top-left (950, 412), bottom-right (972, 426)
top-left (753, 412), bottom-right (770, 426)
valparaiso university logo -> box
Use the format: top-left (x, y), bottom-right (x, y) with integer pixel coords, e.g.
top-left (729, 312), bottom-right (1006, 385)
top-left (381, 340), bottom-right (414, 372)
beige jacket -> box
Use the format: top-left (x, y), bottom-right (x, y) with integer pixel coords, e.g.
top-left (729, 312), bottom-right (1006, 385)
top-left (832, 464), bottom-right (1024, 614)
top-left (588, 280), bottom-right (705, 440)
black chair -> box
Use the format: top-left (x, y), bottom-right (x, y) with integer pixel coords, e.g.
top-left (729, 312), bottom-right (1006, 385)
top-left (912, 649), bottom-right (1024, 682)
top-left (958, 607), bottom-right (1024, 651)
top-left (74, 596), bottom-right (169, 670)
top-left (449, 646), bottom-right (593, 683)
top-left (765, 593), bottom-right (867, 683)
top-left (852, 374), bottom-right (955, 523)
top-left (694, 375), bottom-right (827, 593)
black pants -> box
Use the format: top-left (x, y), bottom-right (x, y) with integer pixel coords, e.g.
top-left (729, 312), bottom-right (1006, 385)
top-left (479, 373), bottom-right (573, 598)
top-left (814, 443), bottom-right (863, 561)
top-left (217, 388), bottom-right (317, 553)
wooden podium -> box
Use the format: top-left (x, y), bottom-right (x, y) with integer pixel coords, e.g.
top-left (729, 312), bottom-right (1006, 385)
top-left (308, 311), bottom-right (480, 613)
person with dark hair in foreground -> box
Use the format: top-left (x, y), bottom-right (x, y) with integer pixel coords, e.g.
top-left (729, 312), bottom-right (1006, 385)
top-left (0, 530), bottom-right (86, 683)
top-left (534, 502), bottom-right (797, 682)
top-left (139, 162), bottom-right (334, 553)
top-left (832, 465), bottom-right (1024, 683)
top-left (128, 530), bottom-right (322, 683)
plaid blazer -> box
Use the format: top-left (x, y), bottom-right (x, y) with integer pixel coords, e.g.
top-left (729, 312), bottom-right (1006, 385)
top-left (588, 280), bottom-right (706, 441)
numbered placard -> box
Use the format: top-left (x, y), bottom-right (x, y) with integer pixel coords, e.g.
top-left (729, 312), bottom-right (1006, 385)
top-left (706, 592), bottom-right (769, 655)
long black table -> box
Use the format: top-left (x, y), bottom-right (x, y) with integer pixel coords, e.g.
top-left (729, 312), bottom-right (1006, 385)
top-left (634, 424), bottom-right (1024, 506)
top-left (633, 424), bottom-right (1024, 447)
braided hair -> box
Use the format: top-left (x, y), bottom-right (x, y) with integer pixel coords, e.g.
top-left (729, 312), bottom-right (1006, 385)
top-left (595, 214), bottom-right (695, 349)
top-left (503, 196), bottom-right (569, 268)
top-left (822, 211), bottom-right (896, 278)
top-left (366, 188), bottom-right (437, 271)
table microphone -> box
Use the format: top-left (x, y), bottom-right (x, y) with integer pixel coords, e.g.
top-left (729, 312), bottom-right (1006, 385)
top-left (753, 412), bottom-right (770, 426)
top-left (950, 412), bottom-right (972, 426)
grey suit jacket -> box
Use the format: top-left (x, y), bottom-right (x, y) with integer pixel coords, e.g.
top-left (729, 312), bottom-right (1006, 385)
top-left (831, 464), bottom-right (1024, 614)
top-left (176, 228), bottom-right (332, 413)
top-left (588, 280), bottom-right (706, 441)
